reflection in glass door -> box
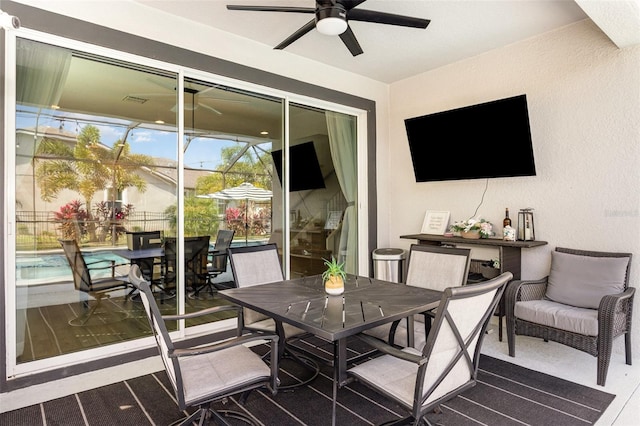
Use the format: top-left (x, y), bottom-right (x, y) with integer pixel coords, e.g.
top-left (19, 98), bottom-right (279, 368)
top-left (8, 37), bottom-right (361, 374)
top-left (178, 77), bottom-right (283, 309)
top-left (285, 104), bottom-right (358, 278)
top-left (14, 38), bottom-right (180, 364)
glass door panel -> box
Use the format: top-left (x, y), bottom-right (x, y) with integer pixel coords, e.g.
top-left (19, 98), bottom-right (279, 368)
top-left (14, 38), bottom-right (179, 363)
top-left (180, 77), bottom-right (283, 321)
top-left (286, 104), bottom-right (358, 278)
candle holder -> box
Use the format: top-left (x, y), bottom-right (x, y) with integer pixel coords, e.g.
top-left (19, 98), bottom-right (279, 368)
top-left (517, 208), bottom-right (535, 241)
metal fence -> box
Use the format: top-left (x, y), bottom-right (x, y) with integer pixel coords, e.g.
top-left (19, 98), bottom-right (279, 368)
top-left (15, 211), bottom-right (269, 250)
top-left (15, 211), bottom-right (174, 250)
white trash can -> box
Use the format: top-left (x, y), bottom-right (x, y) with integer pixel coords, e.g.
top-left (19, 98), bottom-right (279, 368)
top-left (372, 248), bottom-right (406, 283)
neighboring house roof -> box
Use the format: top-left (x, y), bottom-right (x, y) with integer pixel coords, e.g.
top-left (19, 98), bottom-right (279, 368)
top-left (17, 126), bottom-right (215, 191)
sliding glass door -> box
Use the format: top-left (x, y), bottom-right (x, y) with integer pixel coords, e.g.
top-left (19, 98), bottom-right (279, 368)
top-left (7, 35), bottom-right (363, 376)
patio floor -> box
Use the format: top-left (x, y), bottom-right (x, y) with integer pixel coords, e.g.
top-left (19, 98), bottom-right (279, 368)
top-left (2, 317), bottom-right (639, 425)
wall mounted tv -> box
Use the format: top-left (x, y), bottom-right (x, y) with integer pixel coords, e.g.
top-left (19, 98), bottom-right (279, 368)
top-left (404, 94), bottom-right (536, 182)
top-left (271, 141), bottom-right (326, 192)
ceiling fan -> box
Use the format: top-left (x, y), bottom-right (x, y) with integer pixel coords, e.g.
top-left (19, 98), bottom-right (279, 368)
top-left (131, 80), bottom-right (249, 116)
top-left (227, 0), bottom-right (430, 56)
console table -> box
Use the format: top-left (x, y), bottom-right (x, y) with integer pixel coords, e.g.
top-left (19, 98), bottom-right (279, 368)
top-left (400, 233), bottom-right (548, 340)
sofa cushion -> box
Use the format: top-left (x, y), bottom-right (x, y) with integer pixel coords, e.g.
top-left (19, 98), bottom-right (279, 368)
top-left (545, 251), bottom-right (628, 309)
top-left (515, 300), bottom-right (598, 336)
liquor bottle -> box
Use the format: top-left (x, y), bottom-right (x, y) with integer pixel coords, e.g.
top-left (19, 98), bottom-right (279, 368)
top-left (502, 208), bottom-right (515, 241)
top-left (503, 208), bottom-right (511, 228)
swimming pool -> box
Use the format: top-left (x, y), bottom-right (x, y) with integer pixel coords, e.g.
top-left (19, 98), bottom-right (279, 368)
top-left (16, 239), bottom-right (266, 284)
top-left (16, 251), bottom-right (127, 284)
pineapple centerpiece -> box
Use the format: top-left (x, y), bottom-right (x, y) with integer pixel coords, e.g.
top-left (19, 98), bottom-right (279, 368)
top-left (322, 257), bottom-right (346, 295)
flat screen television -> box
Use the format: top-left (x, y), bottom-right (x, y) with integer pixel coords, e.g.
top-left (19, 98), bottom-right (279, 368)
top-left (271, 141), bottom-right (326, 192)
top-left (404, 94), bottom-right (536, 182)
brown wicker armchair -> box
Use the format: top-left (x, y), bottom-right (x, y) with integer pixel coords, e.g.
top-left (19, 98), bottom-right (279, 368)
top-left (506, 247), bottom-right (634, 386)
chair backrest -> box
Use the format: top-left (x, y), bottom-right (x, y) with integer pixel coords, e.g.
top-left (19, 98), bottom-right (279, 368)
top-left (127, 230), bottom-right (162, 250)
top-left (128, 264), bottom-right (183, 403)
top-left (184, 235), bottom-right (211, 277)
top-left (163, 236), bottom-right (211, 285)
top-left (131, 231), bottom-right (163, 281)
top-left (417, 272), bottom-right (511, 412)
top-left (555, 247), bottom-right (632, 291)
top-left (59, 239), bottom-right (92, 292)
top-left (210, 230), bottom-right (235, 272)
top-left (405, 244), bottom-right (471, 291)
top-left (228, 244), bottom-right (283, 325)
top-left (228, 243), bottom-right (284, 287)
top-left (163, 237), bottom-right (178, 284)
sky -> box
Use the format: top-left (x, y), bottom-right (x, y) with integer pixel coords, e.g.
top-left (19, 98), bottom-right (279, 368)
top-left (16, 106), bottom-right (270, 172)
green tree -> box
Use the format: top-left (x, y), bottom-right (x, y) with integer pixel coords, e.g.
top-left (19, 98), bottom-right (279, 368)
top-left (35, 124), bottom-right (154, 242)
top-left (164, 196), bottom-right (219, 237)
top-left (195, 145), bottom-right (272, 195)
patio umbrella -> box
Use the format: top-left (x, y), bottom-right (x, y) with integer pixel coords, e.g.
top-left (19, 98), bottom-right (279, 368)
top-left (198, 182), bottom-right (272, 245)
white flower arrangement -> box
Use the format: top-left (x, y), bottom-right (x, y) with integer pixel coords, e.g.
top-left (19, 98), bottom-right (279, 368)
top-left (450, 218), bottom-right (494, 238)
top-left (485, 258), bottom-right (500, 269)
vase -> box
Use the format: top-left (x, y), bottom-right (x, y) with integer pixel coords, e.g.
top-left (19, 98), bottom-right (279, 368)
top-left (460, 230), bottom-right (482, 239)
top-left (325, 276), bottom-right (345, 295)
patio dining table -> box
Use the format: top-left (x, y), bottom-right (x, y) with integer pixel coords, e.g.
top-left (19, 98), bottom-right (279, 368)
top-left (219, 274), bottom-right (442, 425)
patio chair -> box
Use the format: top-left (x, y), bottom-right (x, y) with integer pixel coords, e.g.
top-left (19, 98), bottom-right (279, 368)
top-left (59, 239), bottom-right (130, 326)
top-left (128, 264), bottom-right (279, 426)
top-left (364, 244), bottom-right (471, 349)
top-left (506, 247), bottom-right (634, 386)
top-left (163, 236), bottom-right (211, 296)
top-left (228, 243), bottom-right (320, 389)
top-left (126, 230), bottom-right (163, 284)
top-left (192, 229), bottom-right (235, 296)
top-left (349, 272), bottom-right (511, 425)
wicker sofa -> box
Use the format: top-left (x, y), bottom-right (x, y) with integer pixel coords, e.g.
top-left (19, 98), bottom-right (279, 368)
top-left (505, 247), bottom-right (634, 386)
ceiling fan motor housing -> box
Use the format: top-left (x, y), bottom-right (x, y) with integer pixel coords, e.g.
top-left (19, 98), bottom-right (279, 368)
top-left (315, 3), bottom-right (347, 35)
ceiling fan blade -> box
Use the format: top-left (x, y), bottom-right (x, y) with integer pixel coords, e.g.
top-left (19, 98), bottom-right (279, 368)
top-left (227, 5), bottom-right (314, 14)
top-left (274, 19), bottom-right (316, 50)
top-left (339, 25), bottom-right (363, 56)
top-left (347, 9), bottom-right (430, 28)
top-left (339, 0), bottom-right (368, 10)
top-left (198, 103), bottom-right (223, 115)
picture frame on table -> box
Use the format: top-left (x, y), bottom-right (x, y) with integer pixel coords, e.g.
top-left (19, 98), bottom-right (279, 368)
top-left (324, 211), bottom-right (343, 230)
top-left (421, 210), bottom-right (451, 235)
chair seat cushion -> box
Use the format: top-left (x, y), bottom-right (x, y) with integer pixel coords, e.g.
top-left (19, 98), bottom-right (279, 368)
top-left (179, 344), bottom-right (271, 406)
top-left (545, 251), bottom-right (628, 309)
top-left (90, 276), bottom-right (128, 292)
top-left (515, 300), bottom-right (598, 336)
top-left (348, 347), bottom-right (422, 409)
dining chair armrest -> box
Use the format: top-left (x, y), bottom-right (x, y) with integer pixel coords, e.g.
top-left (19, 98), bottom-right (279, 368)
top-left (163, 305), bottom-right (241, 321)
top-left (84, 258), bottom-right (128, 268)
top-left (356, 333), bottom-right (424, 364)
top-left (170, 332), bottom-right (279, 358)
top-left (85, 259), bottom-right (129, 277)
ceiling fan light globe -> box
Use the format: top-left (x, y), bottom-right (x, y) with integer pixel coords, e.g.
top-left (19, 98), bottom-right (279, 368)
top-left (316, 5), bottom-right (347, 36)
top-left (316, 17), bottom-right (347, 35)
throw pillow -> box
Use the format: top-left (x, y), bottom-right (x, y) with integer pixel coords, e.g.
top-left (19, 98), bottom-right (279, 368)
top-left (545, 250), bottom-right (629, 309)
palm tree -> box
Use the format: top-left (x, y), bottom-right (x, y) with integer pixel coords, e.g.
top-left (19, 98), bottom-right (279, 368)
top-left (35, 124), bottom-right (154, 243)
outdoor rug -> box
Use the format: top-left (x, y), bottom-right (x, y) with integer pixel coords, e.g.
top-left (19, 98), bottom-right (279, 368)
top-left (1, 339), bottom-right (615, 426)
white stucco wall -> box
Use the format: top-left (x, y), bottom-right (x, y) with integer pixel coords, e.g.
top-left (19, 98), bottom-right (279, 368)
top-left (387, 19), bottom-right (640, 354)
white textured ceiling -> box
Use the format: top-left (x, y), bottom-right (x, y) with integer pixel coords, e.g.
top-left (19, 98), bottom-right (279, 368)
top-left (136, 0), bottom-right (591, 83)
